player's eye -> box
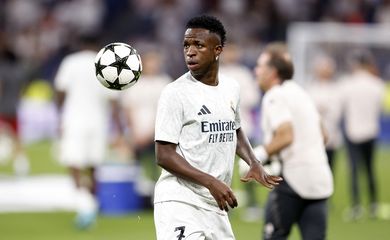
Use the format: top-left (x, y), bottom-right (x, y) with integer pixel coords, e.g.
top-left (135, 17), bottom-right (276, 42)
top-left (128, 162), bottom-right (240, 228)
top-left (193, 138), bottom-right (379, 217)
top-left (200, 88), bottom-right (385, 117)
top-left (196, 44), bottom-right (203, 49)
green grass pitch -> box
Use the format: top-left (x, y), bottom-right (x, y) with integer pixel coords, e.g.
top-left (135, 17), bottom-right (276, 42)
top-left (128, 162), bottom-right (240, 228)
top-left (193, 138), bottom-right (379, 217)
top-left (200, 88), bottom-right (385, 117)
top-left (0, 141), bottom-right (389, 239)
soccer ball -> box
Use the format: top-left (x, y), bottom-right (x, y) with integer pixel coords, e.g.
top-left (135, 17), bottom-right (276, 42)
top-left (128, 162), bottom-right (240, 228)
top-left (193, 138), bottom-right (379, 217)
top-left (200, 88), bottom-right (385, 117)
top-left (94, 42), bottom-right (142, 90)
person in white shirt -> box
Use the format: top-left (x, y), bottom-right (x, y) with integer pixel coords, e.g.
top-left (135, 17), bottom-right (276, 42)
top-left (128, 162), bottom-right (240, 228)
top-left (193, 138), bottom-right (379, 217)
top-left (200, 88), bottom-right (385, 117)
top-left (306, 55), bottom-right (343, 171)
top-left (340, 49), bottom-right (385, 220)
top-left (252, 43), bottom-right (333, 240)
top-left (220, 43), bottom-right (262, 221)
top-left (154, 15), bottom-right (282, 240)
top-left (121, 50), bottom-right (171, 183)
top-left (54, 35), bottom-right (121, 229)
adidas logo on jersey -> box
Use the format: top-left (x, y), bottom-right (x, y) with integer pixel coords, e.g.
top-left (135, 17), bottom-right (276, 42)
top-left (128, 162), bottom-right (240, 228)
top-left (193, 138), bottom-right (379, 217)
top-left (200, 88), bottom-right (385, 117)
top-left (198, 105), bottom-right (211, 115)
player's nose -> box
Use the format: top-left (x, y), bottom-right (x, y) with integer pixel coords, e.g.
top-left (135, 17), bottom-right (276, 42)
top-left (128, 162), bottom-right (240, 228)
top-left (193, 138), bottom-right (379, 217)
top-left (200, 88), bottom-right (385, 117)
top-left (185, 46), bottom-right (197, 57)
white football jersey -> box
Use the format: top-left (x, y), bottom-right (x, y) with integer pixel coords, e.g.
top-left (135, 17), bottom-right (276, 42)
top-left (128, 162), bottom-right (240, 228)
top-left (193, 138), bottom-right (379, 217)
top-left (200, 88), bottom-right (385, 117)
top-left (261, 80), bottom-right (333, 199)
top-left (154, 72), bottom-right (241, 213)
top-left (306, 80), bottom-right (343, 149)
top-left (339, 70), bottom-right (385, 142)
top-left (54, 50), bottom-right (118, 131)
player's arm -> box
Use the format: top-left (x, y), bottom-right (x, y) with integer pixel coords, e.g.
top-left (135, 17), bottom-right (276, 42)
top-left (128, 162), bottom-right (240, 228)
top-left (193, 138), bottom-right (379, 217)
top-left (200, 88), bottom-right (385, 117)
top-left (155, 140), bottom-right (238, 211)
top-left (236, 128), bottom-right (283, 188)
top-left (55, 90), bottom-right (66, 109)
top-left (320, 120), bottom-right (328, 145)
top-left (257, 121), bottom-right (294, 156)
top-left (236, 128), bottom-right (260, 166)
top-left (109, 98), bottom-right (129, 151)
top-left (54, 90), bottom-right (66, 137)
top-left (110, 99), bottom-right (124, 133)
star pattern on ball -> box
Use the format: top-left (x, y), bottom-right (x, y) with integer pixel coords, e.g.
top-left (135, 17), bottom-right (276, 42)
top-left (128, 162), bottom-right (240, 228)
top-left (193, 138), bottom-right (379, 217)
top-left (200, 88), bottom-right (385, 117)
top-left (109, 54), bottom-right (131, 75)
top-left (107, 78), bottom-right (127, 90)
top-left (95, 58), bottom-right (105, 78)
top-left (132, 70), bottom-right (141, 80)
top-left (104, 43), bottom-right (121, 53)
top-left (95, 42), bottom-right (142, 90)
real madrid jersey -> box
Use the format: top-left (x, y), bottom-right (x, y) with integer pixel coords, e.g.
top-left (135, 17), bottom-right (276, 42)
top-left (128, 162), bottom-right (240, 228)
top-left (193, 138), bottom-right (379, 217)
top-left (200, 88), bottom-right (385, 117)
top-left (154, 72), bottom-right (241, 213)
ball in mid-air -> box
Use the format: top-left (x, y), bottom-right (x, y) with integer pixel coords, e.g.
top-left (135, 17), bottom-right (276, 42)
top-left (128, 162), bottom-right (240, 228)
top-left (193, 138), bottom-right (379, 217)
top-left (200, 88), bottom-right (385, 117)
top-left (95, 42), bottom-right (142, 90)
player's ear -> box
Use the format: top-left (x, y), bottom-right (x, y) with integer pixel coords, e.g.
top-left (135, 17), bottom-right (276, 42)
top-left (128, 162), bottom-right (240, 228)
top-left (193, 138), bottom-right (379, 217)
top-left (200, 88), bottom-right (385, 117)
top-left (215, 45), bottom-right (223, 60)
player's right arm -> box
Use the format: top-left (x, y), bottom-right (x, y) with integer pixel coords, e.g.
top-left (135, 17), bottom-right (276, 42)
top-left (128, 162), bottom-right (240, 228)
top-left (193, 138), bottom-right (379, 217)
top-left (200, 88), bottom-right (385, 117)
top-left (261, 121), bottom-right (293, 155)
top-left (320, 120), bottom-right (329, 145)
top-left (155, 140), bottom-right (238, 211)
top-left (54, 58), bottom-right (71, 136)
top-left (236, 128), bottom-right (283, 188)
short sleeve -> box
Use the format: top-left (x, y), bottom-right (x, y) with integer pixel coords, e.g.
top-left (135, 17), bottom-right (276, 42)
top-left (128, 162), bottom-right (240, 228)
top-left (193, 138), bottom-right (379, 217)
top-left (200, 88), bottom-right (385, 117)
top-left (154, 86), bottom-right (183, 144)
top-left (265, 95), bottom-right (292, 130)
top-left (235, 93), bottom-right (242, 130)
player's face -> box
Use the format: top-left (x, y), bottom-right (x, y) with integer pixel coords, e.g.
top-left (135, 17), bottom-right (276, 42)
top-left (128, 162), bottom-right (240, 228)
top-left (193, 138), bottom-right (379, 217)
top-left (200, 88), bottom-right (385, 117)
top-left (255, 53), bottom-right (274, 92)
top-left (183, 28), bottom-right (222, 77)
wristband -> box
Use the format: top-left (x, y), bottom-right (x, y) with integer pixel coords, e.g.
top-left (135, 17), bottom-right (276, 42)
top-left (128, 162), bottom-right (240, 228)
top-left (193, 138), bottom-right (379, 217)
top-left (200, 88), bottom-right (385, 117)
top-left (253, 145), bottom-right (268, 163)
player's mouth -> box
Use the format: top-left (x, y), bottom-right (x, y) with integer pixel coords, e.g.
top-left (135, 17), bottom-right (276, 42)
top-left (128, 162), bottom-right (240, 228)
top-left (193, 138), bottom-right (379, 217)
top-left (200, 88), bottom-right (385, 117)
top-left (186, 61), bottom-right (199, 70)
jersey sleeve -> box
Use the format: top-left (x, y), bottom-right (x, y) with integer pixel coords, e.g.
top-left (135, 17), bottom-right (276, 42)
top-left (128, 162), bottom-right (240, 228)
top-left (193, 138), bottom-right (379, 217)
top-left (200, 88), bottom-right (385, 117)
top-left (154, 85), bottom-right (183, 144)
top-left (235, 89), bottom-right (242, 130)
top-left (266, 94), bottom-right (292, 131)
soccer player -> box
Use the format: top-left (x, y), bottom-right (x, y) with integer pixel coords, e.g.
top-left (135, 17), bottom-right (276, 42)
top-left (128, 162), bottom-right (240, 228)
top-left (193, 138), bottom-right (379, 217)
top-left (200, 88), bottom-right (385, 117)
top-left (154, 15), bottom-right (282, 240)
top-left (54, 35), bottom-right (121, 229)
top-left (252, 43), bottom-right (333, 240)
top-left (340, 49), bottom-right (385, 220)
top-left (306, 55), bottom-right (343, 172)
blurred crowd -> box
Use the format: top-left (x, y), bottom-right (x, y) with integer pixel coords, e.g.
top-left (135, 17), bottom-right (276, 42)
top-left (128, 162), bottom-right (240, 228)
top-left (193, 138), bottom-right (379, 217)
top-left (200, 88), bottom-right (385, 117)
top-left (1, 0), bottom-right (390, 81)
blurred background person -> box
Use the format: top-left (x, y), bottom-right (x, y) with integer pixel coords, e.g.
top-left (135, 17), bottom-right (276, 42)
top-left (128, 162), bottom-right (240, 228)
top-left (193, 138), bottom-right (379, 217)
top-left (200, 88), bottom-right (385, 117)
top-left (220, 43), bottom-right (260, 143)
top-left (54, 34), bottom-right (122, 229)
top-left (220, 42), bottom-right (262, 222)
top-left (340, 49), bottom-right (386, 221)
top-left (252, 43), bottom-right (333, 240)
top-left (306, 54), bottom-right (343, 172)
top-left (121, 49), bottom-right (171, 185)
top-left (0, 31), bottom-right (30, 177)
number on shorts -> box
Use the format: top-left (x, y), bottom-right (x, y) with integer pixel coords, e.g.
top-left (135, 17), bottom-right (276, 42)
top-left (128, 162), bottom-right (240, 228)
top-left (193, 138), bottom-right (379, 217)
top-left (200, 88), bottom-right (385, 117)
top-left (175, 226), bottom-right (186, 240)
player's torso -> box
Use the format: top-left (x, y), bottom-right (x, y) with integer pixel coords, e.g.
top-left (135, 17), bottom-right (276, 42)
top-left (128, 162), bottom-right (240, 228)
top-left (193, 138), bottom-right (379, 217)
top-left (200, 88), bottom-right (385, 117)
top-left (342, 73), bottom-right (385, 141)
top-left (62, 52), bottom-right (115, 128)
top-left (154, 73), bottom-right (241, 210)
top-left (174, 74), bottom-right (240, 182)
top-left (262, 81), bottom-right (325, 163)
top-left (261, 81), bottom-right (333, 199)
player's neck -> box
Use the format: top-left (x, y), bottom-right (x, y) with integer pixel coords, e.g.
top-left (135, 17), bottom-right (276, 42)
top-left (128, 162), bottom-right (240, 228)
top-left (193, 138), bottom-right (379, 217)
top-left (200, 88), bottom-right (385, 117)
top-left (265, 80), bottom-right (281, 92)
top-left (191, 68), bottom-right (219, 86)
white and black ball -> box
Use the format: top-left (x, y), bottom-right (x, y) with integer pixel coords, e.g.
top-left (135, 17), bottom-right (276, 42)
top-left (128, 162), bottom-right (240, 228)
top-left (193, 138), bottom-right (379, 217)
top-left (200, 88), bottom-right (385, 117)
top-left (95, 42), bottom-right (142, 90)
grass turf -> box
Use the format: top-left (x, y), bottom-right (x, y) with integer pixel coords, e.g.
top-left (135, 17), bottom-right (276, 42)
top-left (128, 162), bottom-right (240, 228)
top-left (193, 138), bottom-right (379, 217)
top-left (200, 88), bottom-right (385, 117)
top-left (0, 140), bottom-right (389, 239)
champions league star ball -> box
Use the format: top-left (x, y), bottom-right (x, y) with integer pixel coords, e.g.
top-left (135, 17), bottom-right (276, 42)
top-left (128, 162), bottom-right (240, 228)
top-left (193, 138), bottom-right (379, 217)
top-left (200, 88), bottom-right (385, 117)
top-left (95, 42), bottom-right (142, 90)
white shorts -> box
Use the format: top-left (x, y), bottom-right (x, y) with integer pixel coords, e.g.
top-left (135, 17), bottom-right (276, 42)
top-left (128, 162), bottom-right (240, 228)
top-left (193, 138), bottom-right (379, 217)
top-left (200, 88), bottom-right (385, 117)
top-left (154, 201), bottom-right (235, 240)
top-left (59, 126), bottom-right (107, 168)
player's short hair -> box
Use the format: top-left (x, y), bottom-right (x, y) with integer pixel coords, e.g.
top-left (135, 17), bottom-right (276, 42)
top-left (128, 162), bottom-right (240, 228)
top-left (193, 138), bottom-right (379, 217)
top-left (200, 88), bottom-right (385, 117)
top-left (186, 15), bottom-right (227, 46)
top-left (264, 42), bottom-right (294, 81)
top-left (348, 48), bottom-right (375, 67)
top-left (79, 33), bottom-right (100, 45)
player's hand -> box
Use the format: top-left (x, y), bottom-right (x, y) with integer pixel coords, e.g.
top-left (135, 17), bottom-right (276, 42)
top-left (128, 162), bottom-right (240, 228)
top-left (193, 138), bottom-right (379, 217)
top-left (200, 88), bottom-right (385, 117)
top-left (207, 178), bottom-right (238, 212)
top-left (240, 161), bottom-right (283, 189)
